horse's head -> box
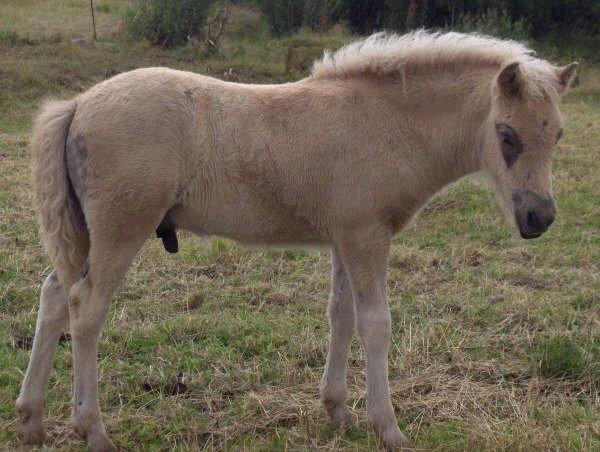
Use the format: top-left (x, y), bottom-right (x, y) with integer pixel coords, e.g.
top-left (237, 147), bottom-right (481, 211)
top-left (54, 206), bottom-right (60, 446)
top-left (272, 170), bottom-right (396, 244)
top-left (483, 60), bottom-right (578, 239)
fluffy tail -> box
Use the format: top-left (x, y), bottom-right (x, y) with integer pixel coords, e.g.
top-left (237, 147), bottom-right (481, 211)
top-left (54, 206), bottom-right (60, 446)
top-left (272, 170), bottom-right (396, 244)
top-left (31, 100), bottom-right (89, 287)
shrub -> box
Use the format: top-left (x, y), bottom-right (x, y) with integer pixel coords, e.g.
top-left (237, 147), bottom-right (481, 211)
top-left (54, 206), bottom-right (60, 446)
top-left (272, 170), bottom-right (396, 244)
top-left (453, 9), bottom-right (529, 41)
top-left (329, 0), bottom-right (387, 34)
top-left (330, 0), bottom-right (598, 37)
top-left (253, 0), bottom-right (306, 35)
top-left (225, 4), bottom-right (269, 38)
top-left (302, 0), bottom-right (333, 32)
top-left (124, 0), bottom-right (213, 47)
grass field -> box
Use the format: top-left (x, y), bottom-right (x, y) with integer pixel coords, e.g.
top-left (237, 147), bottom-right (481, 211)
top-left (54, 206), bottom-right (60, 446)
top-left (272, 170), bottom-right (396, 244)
top-left (0, 1), bottom-right (598, 450)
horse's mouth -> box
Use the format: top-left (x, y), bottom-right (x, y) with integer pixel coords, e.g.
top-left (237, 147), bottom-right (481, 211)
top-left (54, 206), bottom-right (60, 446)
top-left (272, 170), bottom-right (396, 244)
top-left (520, 230), bottom-right (544, 239)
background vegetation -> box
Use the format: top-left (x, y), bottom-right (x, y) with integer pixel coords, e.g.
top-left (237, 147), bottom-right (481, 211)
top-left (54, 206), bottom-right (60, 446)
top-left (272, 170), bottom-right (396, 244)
top-left (123, 0), bottom-right (600, 49)
top-left (0, 0), bottom-right (598, 450)
top-left (124, 0), bottom-right (212, 46)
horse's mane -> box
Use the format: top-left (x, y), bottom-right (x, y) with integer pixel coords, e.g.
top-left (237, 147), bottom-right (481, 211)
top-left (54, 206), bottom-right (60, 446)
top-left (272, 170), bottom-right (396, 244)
top-left (312, 31), bottom-right (559, 100)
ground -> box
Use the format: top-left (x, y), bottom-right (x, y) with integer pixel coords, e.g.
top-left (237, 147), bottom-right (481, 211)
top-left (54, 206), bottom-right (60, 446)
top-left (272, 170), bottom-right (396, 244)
top-left (0, 1), bottom-right (598, 450)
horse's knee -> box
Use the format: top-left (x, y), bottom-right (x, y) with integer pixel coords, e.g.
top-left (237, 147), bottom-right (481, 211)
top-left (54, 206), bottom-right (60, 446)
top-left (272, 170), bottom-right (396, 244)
top-left (41, 272), bottom-right (62, 298)
top-left (68, 277), bottom-right (90, 317)
top-left (328, 288), bottom-right (355, 325)
top-left (68, 276), bottom-right (106, 337)
top-left (38, 272), bottom-right (68, 324)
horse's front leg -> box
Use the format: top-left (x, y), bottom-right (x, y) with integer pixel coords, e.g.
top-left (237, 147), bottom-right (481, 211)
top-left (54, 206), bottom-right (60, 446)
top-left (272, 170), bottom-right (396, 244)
top-left (337, 229), bottom-right (410, 450)
top-left (320, 247), bottom-right (354, 428)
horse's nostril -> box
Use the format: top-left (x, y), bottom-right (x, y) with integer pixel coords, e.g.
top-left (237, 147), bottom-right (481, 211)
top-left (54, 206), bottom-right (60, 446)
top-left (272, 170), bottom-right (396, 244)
top-left (525, 209), bottom-right (553, 231)
top-left (527, 210), bottom-right (537, 228)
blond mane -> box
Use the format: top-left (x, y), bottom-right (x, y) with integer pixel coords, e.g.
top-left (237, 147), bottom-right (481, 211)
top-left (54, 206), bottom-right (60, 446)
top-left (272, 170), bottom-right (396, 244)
top-left (312, 31), bottom-right (560, 100)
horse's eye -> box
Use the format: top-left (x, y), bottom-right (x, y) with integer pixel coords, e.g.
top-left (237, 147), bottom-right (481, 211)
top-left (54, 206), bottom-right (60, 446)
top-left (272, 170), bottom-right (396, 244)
top-left (500, 134), bottom-right (518, 167)
top-left (495, 123), bottom-right (523, 168)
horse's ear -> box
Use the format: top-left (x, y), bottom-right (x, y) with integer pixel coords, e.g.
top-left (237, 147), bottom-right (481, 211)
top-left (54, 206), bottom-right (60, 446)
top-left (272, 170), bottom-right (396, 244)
top-left (497, 62), bottom-right (523, 98)
top-left (556, 62), bottom-right (579, 94)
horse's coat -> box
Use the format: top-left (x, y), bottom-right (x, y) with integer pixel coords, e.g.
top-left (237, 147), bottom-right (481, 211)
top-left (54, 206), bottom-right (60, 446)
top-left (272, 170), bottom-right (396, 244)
top-left (17, 31), bottom-right (577, 450)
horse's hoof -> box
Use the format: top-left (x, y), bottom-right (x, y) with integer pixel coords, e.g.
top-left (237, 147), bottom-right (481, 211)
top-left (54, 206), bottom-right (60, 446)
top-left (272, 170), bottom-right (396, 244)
top-left (17, 402), bottom-right (46, 446)
top-left (87, 430), bottom-right (117, 452)
top-left (20, 423), bottom-right (46, 445)
top-left (322, 394), bottom-right (351, 430)
top-left (327, 406), bottom-right (351, 430)
top-left (380, 425), bottom-right (411, 450)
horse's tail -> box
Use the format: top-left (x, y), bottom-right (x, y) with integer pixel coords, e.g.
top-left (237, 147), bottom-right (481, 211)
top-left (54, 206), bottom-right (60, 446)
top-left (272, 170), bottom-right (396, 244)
top-left (31, 99), bottom-right (89, 287)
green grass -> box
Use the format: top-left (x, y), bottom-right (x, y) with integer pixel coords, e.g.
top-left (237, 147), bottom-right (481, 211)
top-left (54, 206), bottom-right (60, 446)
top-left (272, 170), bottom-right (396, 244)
top-left (532, 335), bottom-right (597, 381)
top-left (1, 1), bottom-right (599, 450)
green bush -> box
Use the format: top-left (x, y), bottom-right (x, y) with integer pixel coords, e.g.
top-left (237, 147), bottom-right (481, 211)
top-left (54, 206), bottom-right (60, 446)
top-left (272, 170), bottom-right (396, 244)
top-left (252, 0), bottom-right (306, 35)
top-left (302, 0), bottom-right (332, 32)
top-left (225, 4), bottom-right (269, 38)
top-left (330, 1), bottom-right (598, 37)
top-left (453, 9), bottom-right (529, 41)
top-left (248, 0), bottom-right (335, 35)
top-left (124, 0), bottom-right (213, 47)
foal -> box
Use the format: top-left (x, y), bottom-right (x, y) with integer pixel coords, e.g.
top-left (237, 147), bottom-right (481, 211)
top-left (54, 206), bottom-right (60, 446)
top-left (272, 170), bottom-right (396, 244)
top-left (18, 32), bottom-right (577, 450)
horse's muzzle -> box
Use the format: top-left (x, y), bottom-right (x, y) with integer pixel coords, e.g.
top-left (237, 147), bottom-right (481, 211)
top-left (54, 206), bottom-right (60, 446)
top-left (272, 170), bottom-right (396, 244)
top-left (513, 190), bottom-right (556, 239)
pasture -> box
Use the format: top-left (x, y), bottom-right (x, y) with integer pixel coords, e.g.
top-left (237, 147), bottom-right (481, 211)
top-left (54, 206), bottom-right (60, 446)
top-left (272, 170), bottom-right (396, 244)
top-left (1, 1), bottom-right (598, 450)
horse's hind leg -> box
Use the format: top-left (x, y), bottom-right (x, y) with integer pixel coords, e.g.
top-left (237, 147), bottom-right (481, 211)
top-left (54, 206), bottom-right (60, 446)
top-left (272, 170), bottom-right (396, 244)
top-left (16, 271), bottom-right (69, 444)
top-left (320, 247), bottom-right (354, 428)
top-left (68, 219), bottom-right (156, 451)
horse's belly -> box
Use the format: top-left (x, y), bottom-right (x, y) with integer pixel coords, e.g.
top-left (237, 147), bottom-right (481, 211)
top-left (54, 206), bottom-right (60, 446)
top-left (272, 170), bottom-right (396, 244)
top-left (170, 198), bottom-right (328, 246)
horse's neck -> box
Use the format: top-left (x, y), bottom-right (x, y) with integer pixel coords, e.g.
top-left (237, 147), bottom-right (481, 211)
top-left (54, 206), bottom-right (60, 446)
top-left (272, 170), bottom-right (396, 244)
top-left (390, 72), bottom-right (491, 190)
